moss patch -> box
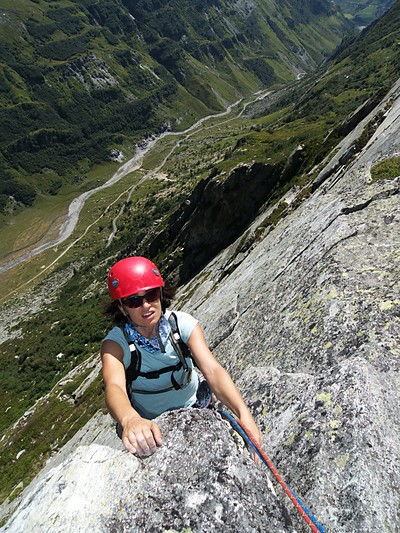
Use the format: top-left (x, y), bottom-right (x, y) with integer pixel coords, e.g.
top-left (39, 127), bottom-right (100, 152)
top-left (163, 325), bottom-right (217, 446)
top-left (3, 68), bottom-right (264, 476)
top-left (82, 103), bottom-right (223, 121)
top-left (370, 156), bottom-right (400, 181)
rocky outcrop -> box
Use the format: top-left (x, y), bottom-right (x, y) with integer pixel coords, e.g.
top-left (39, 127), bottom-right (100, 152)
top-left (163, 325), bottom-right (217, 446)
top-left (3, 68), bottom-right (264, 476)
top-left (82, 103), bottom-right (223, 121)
top-left (1, 410), bottom-right (291, 533)
top-left (148, 142), bottom-right (306, 284)
top-left (150, 161), bottom-right (285, 282)
top-left (64, 54), bottom-right (119, 90)
top-left (177, 162), bottom-right (283, 282)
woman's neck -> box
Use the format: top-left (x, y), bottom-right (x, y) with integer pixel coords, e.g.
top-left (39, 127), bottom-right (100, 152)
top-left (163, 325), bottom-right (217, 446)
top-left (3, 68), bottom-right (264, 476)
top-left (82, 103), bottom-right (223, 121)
top-left (132, 323), bottom-right (157, 339)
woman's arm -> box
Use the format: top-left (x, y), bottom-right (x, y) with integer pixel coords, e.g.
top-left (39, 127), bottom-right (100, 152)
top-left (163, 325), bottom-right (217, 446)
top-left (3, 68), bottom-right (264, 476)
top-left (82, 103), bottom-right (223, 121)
top-left (101, 339), bottom-right (162, 456)
top-left (186, 324), bottom-right (262, 445)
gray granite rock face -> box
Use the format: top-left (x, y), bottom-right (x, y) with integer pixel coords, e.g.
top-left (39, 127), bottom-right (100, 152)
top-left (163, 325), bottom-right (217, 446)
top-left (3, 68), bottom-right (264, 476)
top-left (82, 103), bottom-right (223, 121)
top-left (181, 82), bottom-right (400, 532)
top-left (1, 410), bottom-right (291, 533)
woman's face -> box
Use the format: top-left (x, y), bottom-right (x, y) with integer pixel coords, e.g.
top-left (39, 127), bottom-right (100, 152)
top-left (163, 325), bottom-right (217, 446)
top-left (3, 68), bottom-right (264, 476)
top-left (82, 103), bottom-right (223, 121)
top-left (119, 287), bottom-right (162, 336)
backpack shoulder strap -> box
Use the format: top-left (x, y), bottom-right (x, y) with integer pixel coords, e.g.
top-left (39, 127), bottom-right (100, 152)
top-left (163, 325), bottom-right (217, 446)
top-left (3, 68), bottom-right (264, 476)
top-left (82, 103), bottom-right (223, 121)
top-left (120, 314), bottom-right (194, 394)
top-left (120, 326), bottom-right (141, 383)
top-left (167, 312), bottom-right (194, 369)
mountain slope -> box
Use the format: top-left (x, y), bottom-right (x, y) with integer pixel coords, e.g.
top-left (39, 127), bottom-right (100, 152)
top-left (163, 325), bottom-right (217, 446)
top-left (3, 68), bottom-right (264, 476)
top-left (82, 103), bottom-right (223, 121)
top-left (0, 0), bottom-right (352, 217)
top-left (333, 0), bottom-right (396, 28)
top-left (1, 0), bottom-right (400, 515)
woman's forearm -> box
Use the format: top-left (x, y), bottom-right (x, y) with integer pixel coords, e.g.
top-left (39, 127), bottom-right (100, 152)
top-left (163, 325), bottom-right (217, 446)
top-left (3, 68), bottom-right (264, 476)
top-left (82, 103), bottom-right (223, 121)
top-left (204, 365), bottom-right (248, 416)
top-left (105, 382), bottom-right (142, 424)
top-left (204, 365), bottom-right (262, 443)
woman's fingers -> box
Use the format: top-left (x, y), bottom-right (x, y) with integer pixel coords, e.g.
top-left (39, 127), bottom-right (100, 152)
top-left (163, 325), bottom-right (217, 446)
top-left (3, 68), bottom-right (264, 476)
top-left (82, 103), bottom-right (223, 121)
top-left (122, 432), bottom-right (137, 455)
top-left (150, 422), bottom-right (163, 447)
top-left (135, 429), bottom-right (157, 456)
top-left (122, 419), bottom-right (163, 456)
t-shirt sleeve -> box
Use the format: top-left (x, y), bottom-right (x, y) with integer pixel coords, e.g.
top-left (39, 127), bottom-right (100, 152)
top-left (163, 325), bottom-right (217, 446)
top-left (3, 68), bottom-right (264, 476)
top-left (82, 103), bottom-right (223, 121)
top-left (172, 311), bottom-right (199, 343)
top-left (103, 326), bottom-right (131, 368)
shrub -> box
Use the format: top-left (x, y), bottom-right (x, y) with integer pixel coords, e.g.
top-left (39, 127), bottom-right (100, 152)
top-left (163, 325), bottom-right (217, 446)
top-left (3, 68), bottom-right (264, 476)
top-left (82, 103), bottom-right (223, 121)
top-left (0, 179), bottom-right (36, 206)
top-left (244, 58), bottom-right (276, 85)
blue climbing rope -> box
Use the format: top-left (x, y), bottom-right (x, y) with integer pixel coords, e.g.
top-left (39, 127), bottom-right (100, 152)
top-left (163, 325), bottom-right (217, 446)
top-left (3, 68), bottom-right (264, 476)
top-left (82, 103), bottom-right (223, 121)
top-left (219, 410), bottom-right (325, 533)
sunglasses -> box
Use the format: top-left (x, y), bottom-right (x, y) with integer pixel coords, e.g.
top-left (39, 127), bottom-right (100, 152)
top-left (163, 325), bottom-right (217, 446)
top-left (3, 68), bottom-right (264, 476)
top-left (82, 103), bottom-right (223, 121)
top-left (121, 287), bottom-right (161, 309)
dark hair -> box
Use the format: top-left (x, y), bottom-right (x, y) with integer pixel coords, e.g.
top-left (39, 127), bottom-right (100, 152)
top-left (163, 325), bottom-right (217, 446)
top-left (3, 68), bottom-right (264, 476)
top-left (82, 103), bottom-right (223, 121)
top-left (102, 286), bottom-right (177, 325)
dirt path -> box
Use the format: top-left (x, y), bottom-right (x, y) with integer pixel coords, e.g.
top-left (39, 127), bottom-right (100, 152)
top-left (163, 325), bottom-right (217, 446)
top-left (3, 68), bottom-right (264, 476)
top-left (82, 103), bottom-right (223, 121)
top-left (0, 90), bottom-right (271, 276)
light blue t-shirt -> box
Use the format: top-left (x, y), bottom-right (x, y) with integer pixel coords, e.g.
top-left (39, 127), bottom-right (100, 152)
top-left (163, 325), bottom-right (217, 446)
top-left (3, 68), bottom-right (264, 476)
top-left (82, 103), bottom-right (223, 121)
top-left (104, 310), bottom-right (199, 419)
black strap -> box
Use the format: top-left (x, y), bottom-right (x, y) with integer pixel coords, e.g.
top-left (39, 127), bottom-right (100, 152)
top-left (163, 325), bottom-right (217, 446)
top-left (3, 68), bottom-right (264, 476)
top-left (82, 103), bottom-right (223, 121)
top-left (124, 341), bottom-right (141, 384)
top-left (134, 360), bottom-right (183, 380)
top-left (168, 312), bottom-right (193, 368)
top-left (170, 312), bottom-right (199, 370)
top-left (123, 312), bottom-right (193, 394)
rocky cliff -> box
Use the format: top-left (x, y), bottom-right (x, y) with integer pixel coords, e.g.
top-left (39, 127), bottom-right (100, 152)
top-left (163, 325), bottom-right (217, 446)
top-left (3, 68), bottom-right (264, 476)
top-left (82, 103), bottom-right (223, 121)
top-left (180, 79), bottom-right (400, 532)
top-left (1, 79), bottom-right (399, 533)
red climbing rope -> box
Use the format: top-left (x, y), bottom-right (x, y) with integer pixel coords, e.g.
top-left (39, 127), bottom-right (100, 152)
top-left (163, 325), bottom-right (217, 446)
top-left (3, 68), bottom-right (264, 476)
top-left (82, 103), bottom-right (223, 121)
top-left (219, 410), bottom-right (325, 533)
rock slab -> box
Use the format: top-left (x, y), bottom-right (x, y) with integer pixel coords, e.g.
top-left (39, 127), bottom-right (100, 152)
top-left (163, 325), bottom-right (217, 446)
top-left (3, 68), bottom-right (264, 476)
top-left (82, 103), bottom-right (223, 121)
top-left (1, 410), bottom-right (291, 533)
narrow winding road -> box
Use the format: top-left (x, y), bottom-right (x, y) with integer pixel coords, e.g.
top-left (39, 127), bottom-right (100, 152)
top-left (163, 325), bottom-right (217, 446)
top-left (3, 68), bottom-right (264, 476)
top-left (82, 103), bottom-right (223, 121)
top-left (0, 90), bottom-right (271, 275)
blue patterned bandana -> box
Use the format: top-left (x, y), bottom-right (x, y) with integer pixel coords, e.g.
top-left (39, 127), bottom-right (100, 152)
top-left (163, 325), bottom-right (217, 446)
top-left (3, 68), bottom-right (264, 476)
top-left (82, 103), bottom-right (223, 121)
top-left (124, 315), bottom-right (171, 353)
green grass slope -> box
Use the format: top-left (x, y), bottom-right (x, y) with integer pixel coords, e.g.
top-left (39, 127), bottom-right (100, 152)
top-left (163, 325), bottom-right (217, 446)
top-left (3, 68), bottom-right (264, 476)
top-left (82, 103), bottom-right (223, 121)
top-left (333, 0), bottom-right (396, 28)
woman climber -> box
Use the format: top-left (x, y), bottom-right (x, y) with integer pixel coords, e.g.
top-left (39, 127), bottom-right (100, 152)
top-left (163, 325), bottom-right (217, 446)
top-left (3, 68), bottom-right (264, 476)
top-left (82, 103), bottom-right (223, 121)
top-left (101, 256), bottom-right (262, 457)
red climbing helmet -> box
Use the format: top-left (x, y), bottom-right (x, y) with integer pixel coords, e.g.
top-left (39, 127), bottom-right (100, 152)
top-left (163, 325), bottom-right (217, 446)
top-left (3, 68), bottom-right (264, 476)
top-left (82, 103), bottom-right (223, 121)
top-left (107, 256), bottom-right (164, 300)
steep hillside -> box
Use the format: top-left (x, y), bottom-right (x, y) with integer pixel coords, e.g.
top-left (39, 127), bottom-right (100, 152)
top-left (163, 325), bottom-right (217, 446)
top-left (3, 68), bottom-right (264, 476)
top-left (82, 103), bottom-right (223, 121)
top-left (0, 0), bottom-right (399, 517)
top-left (0, 0), bottom-right (351, 219)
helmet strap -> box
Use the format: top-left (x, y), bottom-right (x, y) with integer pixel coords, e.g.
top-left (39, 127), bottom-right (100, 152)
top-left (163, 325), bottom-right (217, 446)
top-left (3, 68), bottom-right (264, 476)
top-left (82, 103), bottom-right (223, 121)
top-left (118, 299), bottom-right (129, 318)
